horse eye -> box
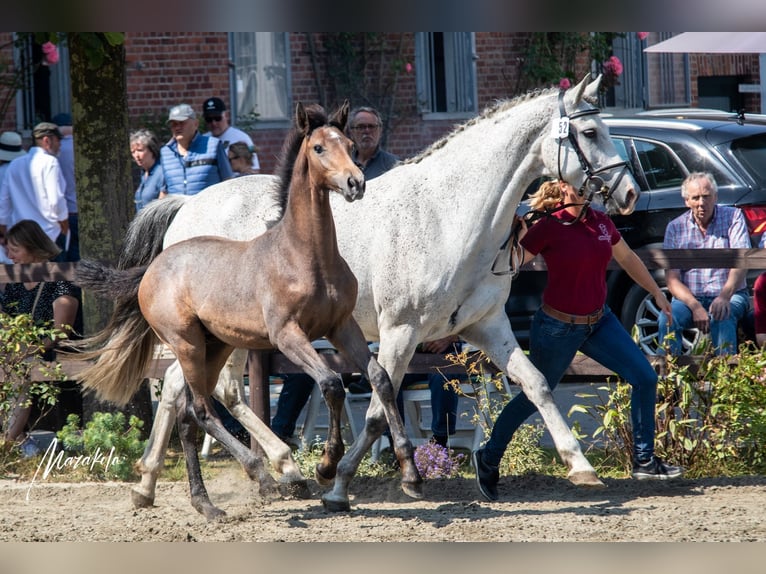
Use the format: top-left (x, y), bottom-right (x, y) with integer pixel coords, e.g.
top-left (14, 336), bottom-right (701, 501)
top-left (313, 144), bottom-right (323, 153)
top-left (582, 129), bottom-right (597, 139)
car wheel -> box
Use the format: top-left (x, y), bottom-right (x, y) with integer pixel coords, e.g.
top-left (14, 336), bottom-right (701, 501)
top-left (620, 282), bottom-right (699, 355)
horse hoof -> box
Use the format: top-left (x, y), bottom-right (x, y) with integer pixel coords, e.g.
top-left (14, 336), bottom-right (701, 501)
top-left (280, 477), bottom-right (311, 499)
top-left (401, 480), bottom-right (424, 499)
top-left (314, 464), bottom-right (335, 487)
top-left (568, 470), bottom-right (606, 488)
top-left (195, 503), bottom-right (227, 521)
top-left (321, 493), bottom-right (351, 513)
top-left (131, 488), bottom-right (155, 509)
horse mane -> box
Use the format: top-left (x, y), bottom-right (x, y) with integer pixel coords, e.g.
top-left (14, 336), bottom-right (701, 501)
top-left (405, 86), bottom-right (559, 165)
top-left (272, 103), bottom-right (331, 213)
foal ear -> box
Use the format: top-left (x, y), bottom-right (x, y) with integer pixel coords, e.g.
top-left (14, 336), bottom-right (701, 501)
top-left (330, 100), bottom-right (350, 131)
top-left (295, 102), bottom-right (310, 135)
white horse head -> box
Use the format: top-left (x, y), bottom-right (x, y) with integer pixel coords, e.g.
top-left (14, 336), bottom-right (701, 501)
top-left (540, 73), bottom-right (637, 215)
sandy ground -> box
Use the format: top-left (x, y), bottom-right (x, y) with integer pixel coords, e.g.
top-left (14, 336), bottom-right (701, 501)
top-left (2, 460), bottom-right (766, 542)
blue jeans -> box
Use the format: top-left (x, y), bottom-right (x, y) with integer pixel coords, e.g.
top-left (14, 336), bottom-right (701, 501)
top-left (270, 373), bottom-right (314, 438)
top-left (482, 305), bottom-right (658, 466)
top-left (657, 292), bottom-right (749, 356)
top-left (393, 372), bottom-right (461, 438)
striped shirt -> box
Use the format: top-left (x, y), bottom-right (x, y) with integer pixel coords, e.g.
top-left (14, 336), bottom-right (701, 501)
top-left (663, 205), bottom-right (750, 297)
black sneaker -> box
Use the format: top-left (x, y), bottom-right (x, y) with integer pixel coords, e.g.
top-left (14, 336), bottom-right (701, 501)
top-left (348, 377), bottom-right (372, 394)
top-left (632, 456), bottom-right (684, 480)
top-left (472, 449), bottom-right (499, 501)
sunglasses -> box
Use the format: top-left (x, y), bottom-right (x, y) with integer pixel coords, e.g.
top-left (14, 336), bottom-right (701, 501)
top-left (206, 116), bottom-right (224, 123)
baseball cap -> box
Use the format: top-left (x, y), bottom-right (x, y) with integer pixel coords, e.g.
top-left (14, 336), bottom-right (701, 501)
top-left (32, 122), bottom-right (63, 140)
top-left (51, 112), bottom-right (72, 126)
top-left (203, 97), bottom-right (226, 116)
top-left (0, 131), bottom-right (26, 161)
top-left (167, 103), bottom-right (196, 123)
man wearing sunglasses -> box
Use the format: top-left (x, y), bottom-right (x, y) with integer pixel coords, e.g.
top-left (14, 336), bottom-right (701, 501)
top-left (202, 97), bottom-right (260, 174)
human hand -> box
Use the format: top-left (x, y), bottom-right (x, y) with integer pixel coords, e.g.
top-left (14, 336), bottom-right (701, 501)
top-left (709, 295), bottom-right (731, 322)
top-left (655, 292), bottom-right (673, 326)
top-left (691, 304), bottom-right (711, 333)
top-left (420, 335), bottom-right (458, 354)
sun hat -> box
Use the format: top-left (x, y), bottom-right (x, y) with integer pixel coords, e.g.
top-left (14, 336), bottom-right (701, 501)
top-left (0, 131), bottom-right (26, 161)
top-left (167, 103), bottom-right (196, 123)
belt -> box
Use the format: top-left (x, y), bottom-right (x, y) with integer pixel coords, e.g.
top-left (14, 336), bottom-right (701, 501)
top-left (541, 303), bottom-right (604, 325)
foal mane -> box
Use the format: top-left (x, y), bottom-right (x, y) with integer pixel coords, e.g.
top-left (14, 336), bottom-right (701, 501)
top-left (405, 86), bottom-right (560, 165)
top-left (273, 103), bottom-right (340, 213)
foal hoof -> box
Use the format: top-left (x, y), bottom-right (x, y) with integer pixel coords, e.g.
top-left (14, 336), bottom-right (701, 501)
top-left (401, 480), bottom-right (424, 500)
top-left (131, 488), bottom-right (155, 509)
top-left (314, 464), bottom-right (336, 487)
top-left (321, 493), bottom-right (351, 513)
top-left (567, 470), bottom-right (606, 488)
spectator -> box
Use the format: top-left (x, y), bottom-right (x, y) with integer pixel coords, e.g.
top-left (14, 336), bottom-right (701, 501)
top-left (51, 113), bottom-right (78, 262)
top-left (0, 122), bottom-right (68, 259)
top-left (473, 178), bottom-right (682, 502)
top-left (347, 106), bottom-right (399, 180)
top-left (130, 129), bottom-right (164, 212)
top-left (0, 220), bottom-right (80, 455)
top-left (751, 234), bottom-right (766, 347)
top-left (160, 103), bottom-right (233, 196)
top-left (227, 142), bottom-right (259, 177)
top-left (202, 97), bottom-right (260, 173)
top-left (657, 172), bottom-right (750, 356)
top-left (0, 131), bottom-right (26, 264)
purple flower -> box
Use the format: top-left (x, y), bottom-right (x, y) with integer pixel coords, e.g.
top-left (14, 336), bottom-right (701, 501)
top-left (413, 441), bottom-right (465, 479)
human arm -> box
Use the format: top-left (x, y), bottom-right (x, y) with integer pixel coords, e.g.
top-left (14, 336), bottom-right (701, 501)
top-left (50, 293), bottom-right (78, 348)
top-left (420, 335), bottom-right (460, 354)
top-left (612, 238), bottom-right (672, 324)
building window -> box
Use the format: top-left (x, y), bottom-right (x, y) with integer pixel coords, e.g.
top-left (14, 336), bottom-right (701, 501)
top-left (415, 32), bottom-right (477, 118)
top-left (229, 33), bottom-right (291, 128)
top-left (644, 33), bottom-right (691, 109)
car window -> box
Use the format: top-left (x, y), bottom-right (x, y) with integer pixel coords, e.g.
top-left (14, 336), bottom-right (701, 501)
top-left (730, 133), bottom-right (766, 188)
top-left (633, 140), bottom-right (685, 190)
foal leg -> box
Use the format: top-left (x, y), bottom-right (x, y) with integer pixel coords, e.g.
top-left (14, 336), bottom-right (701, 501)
top-left (274, 327), bottom-right (346, 485)
top-left (325, 319), bottom-right (421, 510)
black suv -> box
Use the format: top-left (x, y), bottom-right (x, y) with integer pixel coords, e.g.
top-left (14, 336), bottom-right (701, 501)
top-left (506, 109), bottom-right (766, 354)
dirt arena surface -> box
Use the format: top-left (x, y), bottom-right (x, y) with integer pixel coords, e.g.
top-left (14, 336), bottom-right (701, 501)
top-left (2, 463), bottom-right (766, 543)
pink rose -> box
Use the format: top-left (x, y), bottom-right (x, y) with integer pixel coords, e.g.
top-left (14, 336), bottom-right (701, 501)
top-left (603, 55), bottom-right (623, 77)
top-left (42, 42), bottom-right (59, 66)
top-left (637, 32), bottom-right (649, 41)
top-left (559, 77), bottom-right (571, 90)
top-left (405, 62), bottom-right (413, 73)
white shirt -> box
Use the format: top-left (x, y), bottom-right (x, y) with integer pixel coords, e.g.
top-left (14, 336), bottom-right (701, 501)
top-left (217, 125), bottom-right (260, 171)
top-left (0, 146), bottom-right (68, 241)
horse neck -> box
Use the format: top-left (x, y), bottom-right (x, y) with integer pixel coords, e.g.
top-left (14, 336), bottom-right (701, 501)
top-left (281, 160), bottom-right (340, 257)
top-left (418, 96), bottom-right (556, 251)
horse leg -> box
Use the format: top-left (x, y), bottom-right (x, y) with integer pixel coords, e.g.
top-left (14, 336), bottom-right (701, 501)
top-left (210, 353), bottom-right (310, 499)
top-left (176, 385), bottom-right (226, 521)
top-left (327, 320), bottom-right (422, 503)
top-left (131, 360), bottom-right (183, 509)
top-left (462, 316), bottom-right (603, 487)
top-left (274, 327), bottom-right (346, 486)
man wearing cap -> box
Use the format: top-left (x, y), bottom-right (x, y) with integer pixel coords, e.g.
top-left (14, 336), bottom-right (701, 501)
top-left (202, 97), bottom-right (260, 174)
top-left (160, 103), bottom-right (233, 196)
top-left (0, 122), bottom-right (68, 253)
top-left (52, 113), bottom-right (78, 262)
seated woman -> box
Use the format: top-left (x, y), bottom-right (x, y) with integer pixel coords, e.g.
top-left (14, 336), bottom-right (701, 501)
top-left (1, 220), bottom-right (79, 454)
top-left (227, 142), bottom-right (259, 177)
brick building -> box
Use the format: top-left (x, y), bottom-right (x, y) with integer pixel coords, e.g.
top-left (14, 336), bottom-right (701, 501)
top-left (1, 32), bottom-right (762, 175)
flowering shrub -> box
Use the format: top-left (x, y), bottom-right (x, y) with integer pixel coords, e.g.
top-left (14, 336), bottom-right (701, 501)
top-left (413, 441), bottom-right (465, 479)
top-left (637, 32), bottom-right (649, 41)
top-left (559, 77), bottom-right (572, 90)
top-left (41, 41), bottom-right (59, 66)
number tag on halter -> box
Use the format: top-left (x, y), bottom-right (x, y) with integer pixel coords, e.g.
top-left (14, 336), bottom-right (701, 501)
top-left (552, 116), bottom-right (569, 139)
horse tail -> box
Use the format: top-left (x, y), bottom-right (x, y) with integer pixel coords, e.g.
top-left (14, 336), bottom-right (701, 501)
top-left (118, 194), bottom-right (187, 269)
top-left (69, 260), bottom-right (158, 406)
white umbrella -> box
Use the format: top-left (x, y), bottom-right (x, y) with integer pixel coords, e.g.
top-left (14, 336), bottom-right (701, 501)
top-left (644, 32), bottom-right (766, 53)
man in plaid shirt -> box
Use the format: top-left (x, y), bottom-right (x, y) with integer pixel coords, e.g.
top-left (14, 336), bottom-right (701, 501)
top-left (657, 172), bottom-right (751, 355)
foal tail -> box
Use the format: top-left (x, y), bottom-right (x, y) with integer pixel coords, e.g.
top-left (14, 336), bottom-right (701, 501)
top-left (118, 194), bottom-right (187, 269)
top-left (68, 260), bottom-right (158, 406)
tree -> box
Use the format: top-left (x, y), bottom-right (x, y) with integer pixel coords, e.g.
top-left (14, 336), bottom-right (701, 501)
top-left (67, 33), bottom-right (153, 434)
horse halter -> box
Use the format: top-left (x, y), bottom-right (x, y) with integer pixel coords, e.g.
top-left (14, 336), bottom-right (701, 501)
top-left (555, 89), bottom-right (630, 214)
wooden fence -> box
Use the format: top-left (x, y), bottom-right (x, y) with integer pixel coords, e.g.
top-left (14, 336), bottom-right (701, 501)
top-left (2, 248), bottom-right (764, 421)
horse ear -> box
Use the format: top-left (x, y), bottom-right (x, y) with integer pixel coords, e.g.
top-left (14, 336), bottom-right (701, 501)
top-left (295, 102), bottom-right (310, 135)
top-left (331, 100), bottom-right (350, 131)
top-left (568, 74), bottom-right (590, 106)
top-left (584, 74), bottom-right (602, 103)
